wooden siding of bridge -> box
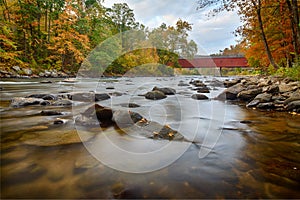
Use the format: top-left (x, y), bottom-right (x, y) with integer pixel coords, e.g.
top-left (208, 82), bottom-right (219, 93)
top-left (178, 57), bottom-right (248, 68)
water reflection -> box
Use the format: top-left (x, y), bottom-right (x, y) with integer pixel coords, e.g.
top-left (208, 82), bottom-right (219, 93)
top-left (1, 77), bottom-right (299, 198)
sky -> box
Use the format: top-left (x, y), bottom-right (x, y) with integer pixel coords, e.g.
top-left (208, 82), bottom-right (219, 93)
top-left (102, 0), bottom-right (242, 55)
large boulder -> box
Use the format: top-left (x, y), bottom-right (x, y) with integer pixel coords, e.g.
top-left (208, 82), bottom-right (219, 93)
top-left (152, 86), bottom-right (176, 95)
top-left (237, 88), bottom-right (262, 101)
top-left (11, 97), bottom-right (43, 107)
top-left (216, 83), bottom-right (245, 100)
top-left (145, 91), bottom-right (167, 100)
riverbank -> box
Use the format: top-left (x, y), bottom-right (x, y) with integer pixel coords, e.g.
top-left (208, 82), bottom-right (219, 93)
top-left (0, 66), bottom-right (76, 78)
top-left (218, 76), bottom-right (300, 113)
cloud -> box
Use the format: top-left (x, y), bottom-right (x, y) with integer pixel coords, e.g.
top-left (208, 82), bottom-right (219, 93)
top-left (102, 0), bottom-right (242, 54)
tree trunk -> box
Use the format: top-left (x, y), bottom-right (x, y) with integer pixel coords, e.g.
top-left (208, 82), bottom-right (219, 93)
top-left (48, 7), bottom-right (52, 42)
top-left (286, 0), bottom-right (300, 61)
top-left (253, 0), bottom-right (279, 68)
top-left (292, 0), bottom-right (300, 58)
top-left (2, 0), bottom-right (11, 22)
top-left (45, 9), bottom-right (48, 32)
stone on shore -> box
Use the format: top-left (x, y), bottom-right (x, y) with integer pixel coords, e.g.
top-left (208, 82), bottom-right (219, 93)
top-left (283, 91), bottom-right (300, 105)
top-left (217, 83), bottom-right (245, 100)
top-left (286, 100), bottom-right (300, 111)
top-left (253, 93), bottom-right (273, 103)
top-left (237, 88), bottom-right (262, 101)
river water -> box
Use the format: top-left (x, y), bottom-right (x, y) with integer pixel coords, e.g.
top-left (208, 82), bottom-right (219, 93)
top-left (0, 76), bottom-right (299, 199)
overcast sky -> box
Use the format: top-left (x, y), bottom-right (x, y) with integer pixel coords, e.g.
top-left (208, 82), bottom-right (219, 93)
top-left (102, 0), bottom-right (242, 55)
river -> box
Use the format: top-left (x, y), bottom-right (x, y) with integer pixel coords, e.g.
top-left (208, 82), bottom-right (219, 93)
top-left (1, 76), bottom-right (299, 198)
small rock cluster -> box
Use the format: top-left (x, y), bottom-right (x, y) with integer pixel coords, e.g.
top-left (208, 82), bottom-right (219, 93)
top-left (145, 86), bottom-right (176, 100)
top-left (75, 104), bottom-right (185, 141)
top-left (218, 76), bottom-right (300, 113)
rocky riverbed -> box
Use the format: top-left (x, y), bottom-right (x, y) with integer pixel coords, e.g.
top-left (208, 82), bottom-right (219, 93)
top-left (1, 76), bottom-right (300, 199)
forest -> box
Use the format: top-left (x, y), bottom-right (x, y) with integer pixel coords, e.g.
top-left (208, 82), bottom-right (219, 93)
top-left (0, 0), bottom-right (197, 76)
top-left (0, 0), bottom-right (299, 78)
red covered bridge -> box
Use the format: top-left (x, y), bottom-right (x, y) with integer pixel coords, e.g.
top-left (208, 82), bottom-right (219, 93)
top-left (178, 56), bottom-right (248, 68)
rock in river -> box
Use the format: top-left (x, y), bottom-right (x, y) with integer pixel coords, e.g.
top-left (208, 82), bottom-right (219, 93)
top-left (52, 99), bottom-right (72, 106)
top-left (40, 110), bottom-right (63, 116)
top-left (70, 92), bottom-right (110, 102)
top-left (112, 110), bottom-right (144, 128)
top-left (191, 94), bottom-right (209, 100)
top-left (145, 91), bottom-right (167, 100)
top-left (82, 104), bottom-right (113, 123)
top-left (152, 86), bottom-right (176, 95)
top-left (10, 97), bottom-right (43, 107)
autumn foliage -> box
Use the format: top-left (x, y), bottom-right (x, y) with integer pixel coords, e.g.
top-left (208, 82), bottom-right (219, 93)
top-left (198, 0), bottom-right (300, 72)
top-left (0, 1), bottom-right (197, 75)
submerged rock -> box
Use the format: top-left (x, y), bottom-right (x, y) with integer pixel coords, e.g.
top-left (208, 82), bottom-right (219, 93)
top-left (133, 121), bottom-right (184, 141)
top-left (52, 99), bottom-right (72, 106)
top-left (112, 110), bottom-right (144, 128)
top-left (119, 103), bottom-right (140, 108)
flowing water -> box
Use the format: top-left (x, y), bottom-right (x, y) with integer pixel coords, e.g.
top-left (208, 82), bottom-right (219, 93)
top-left (0, 76), bottom-right (299, 199)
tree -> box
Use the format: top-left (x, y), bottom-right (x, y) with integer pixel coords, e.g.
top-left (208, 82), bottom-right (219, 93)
top-left (197, 0), bottom-right (299, 70)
